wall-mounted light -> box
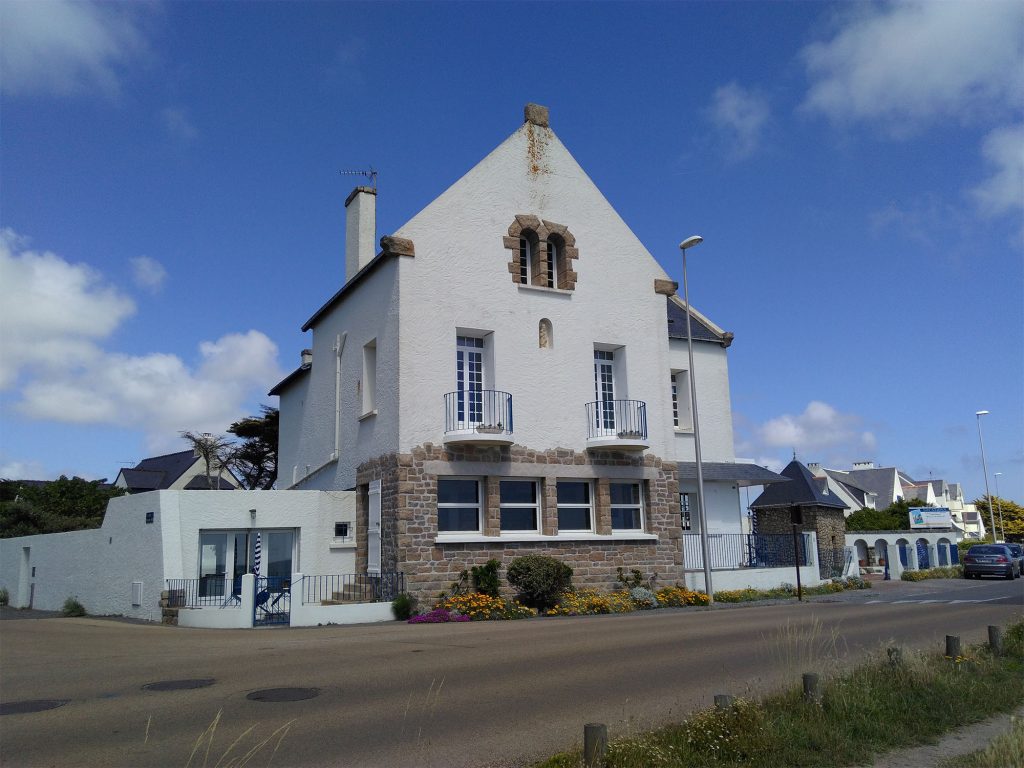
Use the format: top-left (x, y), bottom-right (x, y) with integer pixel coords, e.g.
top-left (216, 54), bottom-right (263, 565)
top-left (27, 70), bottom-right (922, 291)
top-left (249, 508), bottom-right (257, 523)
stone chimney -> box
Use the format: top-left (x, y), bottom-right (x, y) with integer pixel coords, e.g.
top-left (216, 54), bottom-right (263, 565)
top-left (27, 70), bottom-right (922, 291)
top-left (345, 186), bottom-right (377, 282)
top-left (300, 349), bottom-right (312, 367)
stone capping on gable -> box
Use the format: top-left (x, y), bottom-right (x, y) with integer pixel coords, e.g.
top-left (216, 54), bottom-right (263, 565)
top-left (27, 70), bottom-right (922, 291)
top-left (524, 103), bottom-right (549, 127)
top-left (504, 215), bottom-right (579, 290)
top-left (380, 235), bottom-right (415, 258)
top-left (654, 279), bottom-right (678, 296)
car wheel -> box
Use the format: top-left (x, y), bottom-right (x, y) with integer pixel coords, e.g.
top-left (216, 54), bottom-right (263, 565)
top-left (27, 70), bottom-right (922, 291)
top-left (1006, 569), bottom-right (1015, 580)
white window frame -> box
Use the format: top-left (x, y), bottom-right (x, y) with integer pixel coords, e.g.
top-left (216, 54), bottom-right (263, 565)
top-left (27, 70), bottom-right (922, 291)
top-left (361, 340), bottom-right (377, 416)
top-left (499, 478), bottom-right (541, 533)
top-left (546, 240), bottom-right (558, 288)
top-left (556, 480), bottom-right (594, 533)
top-left (610, 481), bottom-right (645, 532)
top-left (437, 476), bottom-right (483, 534)
top-left (519, 235), bottom-right (532, 284)
top-left (455, 335), bottom-right (485, 428)
top-left (594, 349), bottom-right (616, 434)
top-left (671, 369), bottom-right (692, 431)
top-left (680, 492), bottom-right (692, 531)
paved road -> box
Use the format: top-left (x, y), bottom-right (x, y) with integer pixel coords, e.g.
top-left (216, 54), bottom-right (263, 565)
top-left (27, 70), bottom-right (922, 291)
top-left (1, 580), bottom-right (1020, 768)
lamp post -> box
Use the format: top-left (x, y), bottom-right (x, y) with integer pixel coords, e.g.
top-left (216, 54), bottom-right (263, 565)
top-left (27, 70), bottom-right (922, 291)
top-left (975, 411), bottom-right (997, 543)
top-left (993, 472), bottom-right (1005, 542)
top-left (680, 235), bottom-right (713, 604)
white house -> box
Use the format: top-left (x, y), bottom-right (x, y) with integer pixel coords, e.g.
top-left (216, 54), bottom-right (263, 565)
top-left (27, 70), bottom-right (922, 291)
top-left (114, 449), bottom-right (240, 493)
top-left (271, 103), bottom-right (789, 602)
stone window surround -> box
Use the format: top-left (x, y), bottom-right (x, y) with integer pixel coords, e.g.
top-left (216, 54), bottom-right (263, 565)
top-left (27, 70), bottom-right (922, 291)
top-left (434, 469), bottom-right (656, 543)
top-left (504, 215), bottom-right (579, 290)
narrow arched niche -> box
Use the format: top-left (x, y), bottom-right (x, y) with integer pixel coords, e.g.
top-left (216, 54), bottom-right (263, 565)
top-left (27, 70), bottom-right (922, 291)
top-left (539, 318), bottom-right (553, 349)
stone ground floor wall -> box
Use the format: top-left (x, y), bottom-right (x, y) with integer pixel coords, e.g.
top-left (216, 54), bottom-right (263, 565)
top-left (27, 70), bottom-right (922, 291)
top-left (752, 505), bottom-right (847, 579)
top-left (356, 443), bottom-right (687, 604)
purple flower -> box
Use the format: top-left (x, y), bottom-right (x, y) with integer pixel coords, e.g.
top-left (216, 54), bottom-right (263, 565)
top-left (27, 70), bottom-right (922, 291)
top-left (408, 608), bottom-right (471, 624)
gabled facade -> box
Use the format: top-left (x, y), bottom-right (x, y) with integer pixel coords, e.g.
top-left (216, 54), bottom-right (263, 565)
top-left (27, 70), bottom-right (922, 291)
top-left (272, 104), bottom-right (782, 601)
top-left (114, 449), bottom-right (239, 493)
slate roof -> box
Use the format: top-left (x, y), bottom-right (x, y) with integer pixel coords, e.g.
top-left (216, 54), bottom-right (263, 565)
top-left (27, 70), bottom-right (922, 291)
top-left (750, 459), bottom-right (848, 509)
top-left (184, 475), bottom-right (236, 490)
top-left (677, 461), bottom-right (788, 488)
top-left (119, 450), bottom-right (236, 493)
top-left (666, 297), bottom-right (731, 345)
top-left (827, 467), bottom-right (901, 508)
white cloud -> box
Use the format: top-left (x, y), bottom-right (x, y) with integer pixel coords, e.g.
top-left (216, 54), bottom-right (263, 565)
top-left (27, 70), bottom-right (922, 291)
top-left (160, 106), bottom-right (198, 141)
top-left (18, 331), bottom-right (282, 445)
top-left (2, 229), bottom-right (283, 448)
top-left (801, 1), bottom-right (1023, 130)
top-left (704, 82), bottom-right (770, 161)
top-left (970, 124), bottom-right (1024, 217)
top-left (130, 255), bottom-right (167, 292)
top-left (0, 459), bottom-right (52, 481)
top-left (0, 228), bottom-right (136, 389)
top-left (738, 401), bottom-right (877, 469)
top-left (0, 0), bottom-right (154, 97)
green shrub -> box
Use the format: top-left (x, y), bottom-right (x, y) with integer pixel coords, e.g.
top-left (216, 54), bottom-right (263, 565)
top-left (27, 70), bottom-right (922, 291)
top-left (62, 596), bottom-right (86, 617)
top-left (901, 566), bottom-right (963, 581)
top-left (0, 586), bottom-right (8, 606)
top-left (616, 567), bottom-right (647, 589)
top-left (391, 593), bottom-right (417, 621)
top-left (507, 554), bottom-right (573, 610)
top-left (470, 559), bottom-right (502, 598)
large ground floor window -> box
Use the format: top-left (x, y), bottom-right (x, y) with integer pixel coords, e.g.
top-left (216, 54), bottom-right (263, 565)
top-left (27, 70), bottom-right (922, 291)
top-left (197, 529), bottom-right (295, 596)
top-left (438, 478), bottom-right (482, 532)
top-left (500, 480), bottom-right (540, 532)
top-left (556, 481), bottom-right (593, 531)
top-left (610, 482), bottom-right (644, 531)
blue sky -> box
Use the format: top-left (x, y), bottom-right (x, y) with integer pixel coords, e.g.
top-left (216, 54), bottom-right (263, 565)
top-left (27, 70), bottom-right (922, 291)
top-left (1, 1), bottom-right (1021, 503)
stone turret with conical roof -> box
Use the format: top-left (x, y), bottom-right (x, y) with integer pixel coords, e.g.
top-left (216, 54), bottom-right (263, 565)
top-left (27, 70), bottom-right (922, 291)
top-left (751, 458), bottom-right (848, 578)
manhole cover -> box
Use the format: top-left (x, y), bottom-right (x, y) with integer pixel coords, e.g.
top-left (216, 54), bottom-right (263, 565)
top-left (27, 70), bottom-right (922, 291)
top-left (143, 678), bottom-right (215, 692)
top-left (246, 687), bottom-right (320, 702)
top-left (0, 699), bottom-right (69, 716)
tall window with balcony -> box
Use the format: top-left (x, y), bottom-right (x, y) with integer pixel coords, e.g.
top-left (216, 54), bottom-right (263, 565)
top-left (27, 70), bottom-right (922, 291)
top-left (593, 349), bottom-right (615, 434)
top-left (455, 336), bottom-right (484, 428)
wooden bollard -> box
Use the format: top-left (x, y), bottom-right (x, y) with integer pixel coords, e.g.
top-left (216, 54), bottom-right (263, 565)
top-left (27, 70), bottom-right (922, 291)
top-left (988, 625), bottom-right (1003, 656)
top-left (945, 635), bottom-right (961, 659)
top-left (583, 723), bottom-right (608, 768)
top-left (802, 672), bottom-right (821, 704)
top-left (714, 694), bottom-right (735, 710)
top-left (887, 646), bottom-right (902, 666)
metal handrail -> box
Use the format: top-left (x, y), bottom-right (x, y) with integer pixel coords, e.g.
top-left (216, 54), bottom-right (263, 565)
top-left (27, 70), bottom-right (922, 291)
top-left (682, 533), bottom-right (811, 571)
top-left (585, 399), bottom-right (647, 440)
top-left (301, 573), bottom-right (406, 605)
top-left (444, 390), bottom-right (513, 434)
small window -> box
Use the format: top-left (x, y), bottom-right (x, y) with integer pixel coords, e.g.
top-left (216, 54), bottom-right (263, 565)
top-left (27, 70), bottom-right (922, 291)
top-left (610, 482), bottom-right (644, 531)
top-left (519, 230), bottom-right (539, 284)
top-left (671, 370), bottom-right (692, 430)
top-left (438, 478), bottom-right (482, 533)
top-left (557, 481), bottom-right (593, 531)
top-left (131, 581), bottom-right (143, 607)
top-left (362, 340), bottom-right (377, 415)
top-left (334, 522), bottom-right (350, 538)
top-left (500, 480), bottom-right (540, 532)
top-left (145, 511), bottom-right (154, 524)
top-left (546, 240), bottom-right (558, 288)
top-left (680, 493), bottom-right (691, 531)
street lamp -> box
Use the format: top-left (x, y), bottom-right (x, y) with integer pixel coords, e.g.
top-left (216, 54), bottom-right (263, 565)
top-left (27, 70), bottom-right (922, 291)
top-left (680, 235), bottom-right (713, 604)
top-left (975, 411), bottom-right (998, 543)
top-left (993, 472), bottom-right (1005, 542)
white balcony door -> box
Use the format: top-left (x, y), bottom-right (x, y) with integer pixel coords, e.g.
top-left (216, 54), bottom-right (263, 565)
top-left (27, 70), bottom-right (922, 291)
top-left (594, 350), bottom-right (615, 434)
top-left (456, 336), bottom-right (484, 428)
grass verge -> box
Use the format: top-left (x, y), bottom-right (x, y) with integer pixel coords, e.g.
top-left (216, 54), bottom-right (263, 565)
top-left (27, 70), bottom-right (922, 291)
top-left (940, 717), bottom-right (1024, 767)
top-left (536, 619), bottom-right (1024, 768)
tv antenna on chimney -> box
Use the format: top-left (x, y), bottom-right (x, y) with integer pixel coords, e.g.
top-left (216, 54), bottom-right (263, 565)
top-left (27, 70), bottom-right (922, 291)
top-left (339, 167), bottom-right (377, 191)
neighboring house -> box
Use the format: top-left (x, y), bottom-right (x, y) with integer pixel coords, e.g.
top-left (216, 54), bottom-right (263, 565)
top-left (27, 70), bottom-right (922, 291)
top-left (810, 462), bottom-right (983, 538)
top-left (114, 449), bottom-right (240, 493)
top-left (271, 103), bottom-right (786, 603)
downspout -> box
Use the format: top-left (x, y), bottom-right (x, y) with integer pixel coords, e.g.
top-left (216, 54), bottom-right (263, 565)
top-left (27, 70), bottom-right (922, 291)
top-left (332, 332), bottom-right (347, 461)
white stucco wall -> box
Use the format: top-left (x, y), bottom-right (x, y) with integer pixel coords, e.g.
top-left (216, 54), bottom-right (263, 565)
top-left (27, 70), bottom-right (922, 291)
top-left (0, 490), bottom-right (355, 622)
top-left (667, 339), bottom-right (735, 463)
top-left (0, 492), bottom-right (165, 620)
top-left (680, 481), bottom-right (743, 533)
top-left (281, 258), bottom-right (401, 491)
top-left (683, 565), bottom-right (824, 592)
top-left (392, 122), bottom-right (726, 460)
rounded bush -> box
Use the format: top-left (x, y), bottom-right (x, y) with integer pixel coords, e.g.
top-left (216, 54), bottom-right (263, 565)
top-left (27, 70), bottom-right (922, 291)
top-left (62, 597), bottom-right (86, 617)
top-left (391, 593), bottom-right (417, 621)
top-left (506, 555), bottom-right (573, 610)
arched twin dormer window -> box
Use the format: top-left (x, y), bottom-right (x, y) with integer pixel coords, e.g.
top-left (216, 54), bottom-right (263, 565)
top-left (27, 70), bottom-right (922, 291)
top-left (504, 216), bottom-right (578, 291)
